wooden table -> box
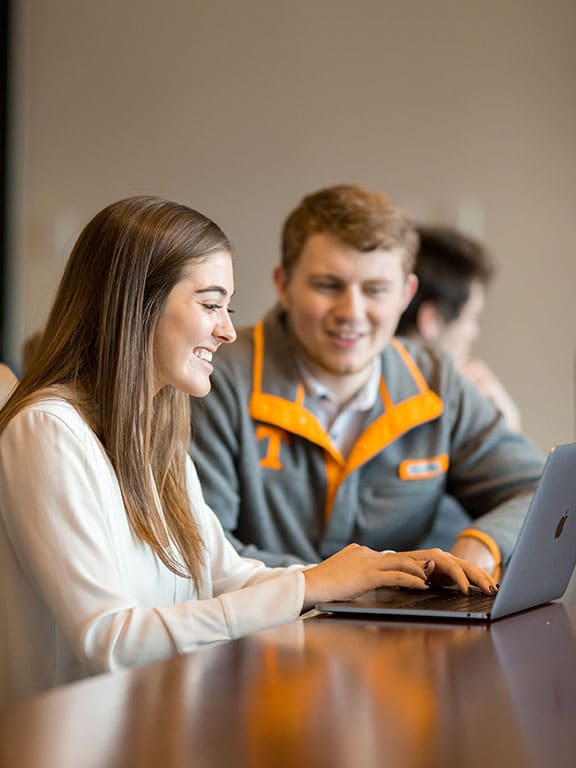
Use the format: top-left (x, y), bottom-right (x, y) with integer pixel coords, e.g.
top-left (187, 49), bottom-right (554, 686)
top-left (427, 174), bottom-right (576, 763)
top-left (2, 576), bottom-right (576, 768)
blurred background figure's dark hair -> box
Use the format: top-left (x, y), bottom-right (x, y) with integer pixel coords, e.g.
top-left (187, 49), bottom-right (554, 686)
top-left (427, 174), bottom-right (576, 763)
top-left (397, 225), bottom-right (495, 335)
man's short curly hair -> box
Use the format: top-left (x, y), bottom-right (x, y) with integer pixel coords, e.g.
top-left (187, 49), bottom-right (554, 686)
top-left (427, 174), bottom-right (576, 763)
top-left (281, 184), bottom-right (419, 277)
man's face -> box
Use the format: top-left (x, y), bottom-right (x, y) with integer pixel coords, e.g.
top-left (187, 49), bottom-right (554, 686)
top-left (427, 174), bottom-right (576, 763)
top-left (274, 232), bottom-right (417, 399)
top-left (435, 280), bottom-right (486, 367)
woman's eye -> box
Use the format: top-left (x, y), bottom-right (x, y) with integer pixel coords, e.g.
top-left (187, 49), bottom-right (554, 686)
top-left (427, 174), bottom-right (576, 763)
top-left (202, 303), bottom-right (235, 315)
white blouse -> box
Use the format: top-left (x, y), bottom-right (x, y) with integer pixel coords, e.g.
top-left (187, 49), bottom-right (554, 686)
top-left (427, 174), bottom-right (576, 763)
top-left (0, 397), bottom-right (306, 707)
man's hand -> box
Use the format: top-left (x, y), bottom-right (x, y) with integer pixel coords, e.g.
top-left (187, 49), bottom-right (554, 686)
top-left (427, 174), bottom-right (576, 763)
top-left (450, 536), bottom-right (497, 575)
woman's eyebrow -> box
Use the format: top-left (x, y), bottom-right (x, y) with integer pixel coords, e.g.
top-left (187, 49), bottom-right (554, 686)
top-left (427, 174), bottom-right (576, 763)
top-left (196, 286), bottom-right (230, 297)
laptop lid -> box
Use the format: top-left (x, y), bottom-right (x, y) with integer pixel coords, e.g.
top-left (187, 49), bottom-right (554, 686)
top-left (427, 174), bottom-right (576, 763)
top-left (316, 443), bottom-right (576, 621)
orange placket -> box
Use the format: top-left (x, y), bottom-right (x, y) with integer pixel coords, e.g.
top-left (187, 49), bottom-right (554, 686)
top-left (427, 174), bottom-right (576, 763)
top-left (249, 324), bottom-right (444, 523)
top-left (325, 379), bottom-right (444, 521)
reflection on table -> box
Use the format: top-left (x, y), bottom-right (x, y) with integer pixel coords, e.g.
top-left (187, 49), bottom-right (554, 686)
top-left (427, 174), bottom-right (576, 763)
top-left (1, 577), bottom-right (576, 768)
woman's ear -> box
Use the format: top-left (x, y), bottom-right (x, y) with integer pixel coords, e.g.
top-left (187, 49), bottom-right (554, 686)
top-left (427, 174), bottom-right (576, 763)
top-left (417, 300), bottom-right (444, 342)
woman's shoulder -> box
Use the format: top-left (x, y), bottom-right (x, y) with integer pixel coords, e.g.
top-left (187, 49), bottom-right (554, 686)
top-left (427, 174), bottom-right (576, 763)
top-left (19, 393), bottom-right (81, 416)
top-left (0, 393), bottom-right (110, 476)
top-left (3, 392), bottom-right (92, 439)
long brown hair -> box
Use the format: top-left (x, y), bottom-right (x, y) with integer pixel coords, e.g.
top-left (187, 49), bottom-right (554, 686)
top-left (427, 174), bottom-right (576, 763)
top-left (0, 196), bottom-right (232, 588)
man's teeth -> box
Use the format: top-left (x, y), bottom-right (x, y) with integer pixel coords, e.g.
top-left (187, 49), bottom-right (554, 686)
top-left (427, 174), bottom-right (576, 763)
top-left (194, 349), bottom-right (213, 362)
top-left (334, 332), bottom-right (359, 340)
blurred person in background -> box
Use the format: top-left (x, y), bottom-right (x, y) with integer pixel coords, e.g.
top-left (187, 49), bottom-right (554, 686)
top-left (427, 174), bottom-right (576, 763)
top-left (396, 225), bottom-right (521, 432)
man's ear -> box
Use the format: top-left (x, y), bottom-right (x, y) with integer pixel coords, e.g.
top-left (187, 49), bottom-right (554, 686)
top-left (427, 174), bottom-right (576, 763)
top-left (401, 273), bottom-right (419, 311)
top-left (273, 265), bottom-right (290, 310)
top-left (417, 300), bottom-right (444, 342)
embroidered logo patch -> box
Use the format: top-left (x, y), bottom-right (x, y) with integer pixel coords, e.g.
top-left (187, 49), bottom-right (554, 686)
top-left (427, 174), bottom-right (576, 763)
top-left (256, 425), bottom-right (290, 470)
top-left (398, 454), bottom-right (449, 480)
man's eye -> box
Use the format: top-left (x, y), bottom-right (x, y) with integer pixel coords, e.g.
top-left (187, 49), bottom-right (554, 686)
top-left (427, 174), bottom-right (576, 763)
top-left (313, 282), bottom-right (339, 292)
top-left (363, 284), bottom-right (392, 296)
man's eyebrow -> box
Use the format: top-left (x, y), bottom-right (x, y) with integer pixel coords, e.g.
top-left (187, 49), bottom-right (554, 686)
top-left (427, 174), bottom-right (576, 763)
top-left (308, 272), bottom-right (343, 280)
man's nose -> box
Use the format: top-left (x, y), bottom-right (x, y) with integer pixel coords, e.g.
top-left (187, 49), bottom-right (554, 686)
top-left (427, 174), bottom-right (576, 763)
top-left (334, 286), bottom-right (365, 319)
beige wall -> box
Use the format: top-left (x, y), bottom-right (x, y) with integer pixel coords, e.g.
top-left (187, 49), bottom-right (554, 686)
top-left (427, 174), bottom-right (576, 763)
top-left (8, 0), bottom-right (576, 453)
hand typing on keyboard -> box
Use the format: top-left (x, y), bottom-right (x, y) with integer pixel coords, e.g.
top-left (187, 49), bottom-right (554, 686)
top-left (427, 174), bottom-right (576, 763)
top-left (302, 545), bottom-right (499, 610)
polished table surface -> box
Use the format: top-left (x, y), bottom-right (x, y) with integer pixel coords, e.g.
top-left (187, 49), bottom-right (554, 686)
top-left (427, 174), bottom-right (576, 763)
top-left (2, 576), bottom-right (576, 768)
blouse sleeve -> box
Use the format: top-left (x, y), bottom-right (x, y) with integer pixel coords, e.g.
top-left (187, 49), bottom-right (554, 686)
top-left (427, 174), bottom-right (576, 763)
top-left (0, 404), bottom-right (305, 677)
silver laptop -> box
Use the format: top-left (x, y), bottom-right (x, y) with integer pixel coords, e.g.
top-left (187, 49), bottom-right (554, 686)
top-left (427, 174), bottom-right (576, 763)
top-left (316, 443), bottom-right (576, 621)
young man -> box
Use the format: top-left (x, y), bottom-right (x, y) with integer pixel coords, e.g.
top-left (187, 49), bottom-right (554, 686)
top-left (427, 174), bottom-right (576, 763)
top-left (396, 225), bottom-right (521, 432)
top-left (190, 184), bottom-right (543, 576)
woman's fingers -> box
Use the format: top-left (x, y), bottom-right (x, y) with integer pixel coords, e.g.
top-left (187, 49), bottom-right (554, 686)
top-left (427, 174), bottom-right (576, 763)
top-left (377, 552), bottom-right (429, 580)
top-left (456, 557), bottom-right (498, 594)
top-left (372, 569), bottom-right (431, 591)
top-left (302, 546), bottom-right (432, 608)
top-left (303, 544), bottom-right (498, 610)
top-left (405, 548), bottom-right (498, 594)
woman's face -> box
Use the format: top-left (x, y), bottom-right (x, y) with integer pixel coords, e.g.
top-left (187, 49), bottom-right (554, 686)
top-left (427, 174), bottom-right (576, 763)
top-left (153, 249), bottom-right (236, 397)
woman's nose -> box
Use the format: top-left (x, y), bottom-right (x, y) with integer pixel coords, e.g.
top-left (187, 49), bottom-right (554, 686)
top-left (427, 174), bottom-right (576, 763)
top-left (215, 312), bottom-right (237, 344)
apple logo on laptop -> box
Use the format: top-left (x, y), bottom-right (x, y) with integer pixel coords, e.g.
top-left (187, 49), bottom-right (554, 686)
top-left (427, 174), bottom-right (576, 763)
top-left (555, 510), bottom-right (569, 539)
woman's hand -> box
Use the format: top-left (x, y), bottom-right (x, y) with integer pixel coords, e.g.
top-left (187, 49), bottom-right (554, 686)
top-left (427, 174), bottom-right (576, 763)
top-left (302, 544), bottom-right (498, 611)
top-left (402, 547), bottom-right (498, 595)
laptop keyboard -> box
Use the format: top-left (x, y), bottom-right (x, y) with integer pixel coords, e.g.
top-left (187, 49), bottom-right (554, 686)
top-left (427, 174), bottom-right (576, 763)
top-left (398, 589), bottom-right (496, 612)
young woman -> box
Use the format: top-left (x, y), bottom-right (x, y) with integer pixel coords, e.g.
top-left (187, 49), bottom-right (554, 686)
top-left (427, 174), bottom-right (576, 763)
top-left (0, 197), bottom-right (497, 706)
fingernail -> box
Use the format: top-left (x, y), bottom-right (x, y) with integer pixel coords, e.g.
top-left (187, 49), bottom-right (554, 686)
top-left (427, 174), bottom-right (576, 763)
top-left (489, 585), bottom-right (498, 594)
